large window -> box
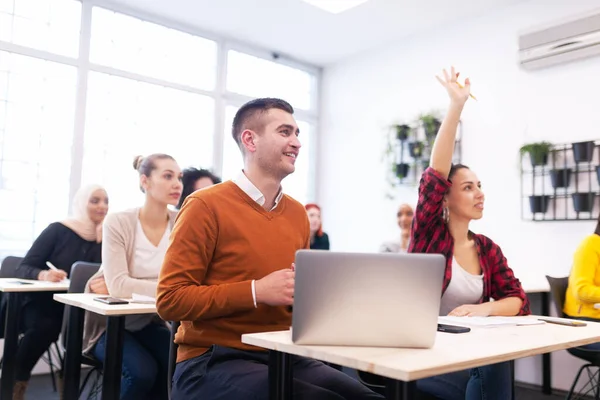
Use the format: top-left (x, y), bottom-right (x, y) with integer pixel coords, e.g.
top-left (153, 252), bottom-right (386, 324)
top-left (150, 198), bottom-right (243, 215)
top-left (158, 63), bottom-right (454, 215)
top-left (221, 106), bottom-right (313, 205)
top-left (90, 7), bottom-right (217, 90)
top-left (0, 50), bottom-right (77, 259)
top-left (227, 50), bottom-right (315, 111)
top-left (0, 1), bottom-right (319, 259)
top-left (0, 0), bottom-right (81, 57)
top-left (82, 72), bottom-right (215, 211)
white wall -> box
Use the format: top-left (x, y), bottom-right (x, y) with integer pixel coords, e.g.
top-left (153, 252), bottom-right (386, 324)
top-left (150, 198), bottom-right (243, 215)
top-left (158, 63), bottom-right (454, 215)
top-left (319, 0), bottom-right (600, 391)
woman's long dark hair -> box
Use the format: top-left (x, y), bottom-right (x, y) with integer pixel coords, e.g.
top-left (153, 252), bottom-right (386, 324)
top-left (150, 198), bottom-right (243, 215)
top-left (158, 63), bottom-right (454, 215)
top-left (177, 168), bottom-right (221, 209)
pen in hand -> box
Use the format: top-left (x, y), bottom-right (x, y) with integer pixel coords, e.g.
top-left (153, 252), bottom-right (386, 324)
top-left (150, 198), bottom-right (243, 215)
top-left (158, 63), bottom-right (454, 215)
top-left (46, 261), bottom-right (58, 271)
top-left (44, 262), bottom-right (68, 282)
top-left (453, 71), bottom-right (477, 101)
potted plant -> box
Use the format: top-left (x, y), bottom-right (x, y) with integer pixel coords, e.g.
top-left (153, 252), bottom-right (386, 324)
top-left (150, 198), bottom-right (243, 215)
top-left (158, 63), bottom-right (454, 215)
top-left (519, 142), bottom-right (552, 168)
top-left (572, 141), bottom-right (595, 163)
top-left (395, 163), bottom-right (410, 179)
top-left (409, 141), bottom-right (424, 158)
top-left (572, 192), bottom-right (595, 213)
top-left (419, 112), bottom-right (442, 145)
top-left (529, 195), bottom-right (550, 214)
top-left (394, 124), bottom-right (411, 141)
top-left (549, 168), bottom-right (572, 188)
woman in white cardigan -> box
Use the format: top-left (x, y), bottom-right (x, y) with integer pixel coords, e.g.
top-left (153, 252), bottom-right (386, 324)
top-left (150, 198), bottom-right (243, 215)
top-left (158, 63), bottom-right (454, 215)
top-left (83, 154), bottom-right (182, 400)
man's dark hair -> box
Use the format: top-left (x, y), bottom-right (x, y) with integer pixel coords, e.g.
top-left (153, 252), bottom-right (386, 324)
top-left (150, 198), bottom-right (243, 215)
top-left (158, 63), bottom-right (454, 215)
top-left (177, 168), bottom-right (222, 209)
top-left (231, 98), bottom-right (294, 149)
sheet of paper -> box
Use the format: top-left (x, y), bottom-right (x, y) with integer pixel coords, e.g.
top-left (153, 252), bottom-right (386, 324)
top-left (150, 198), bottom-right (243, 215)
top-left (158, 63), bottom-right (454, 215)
top-left (439, 316), bottom-right (546, 328)
top-left (131, 293), bottom-right (155, 304)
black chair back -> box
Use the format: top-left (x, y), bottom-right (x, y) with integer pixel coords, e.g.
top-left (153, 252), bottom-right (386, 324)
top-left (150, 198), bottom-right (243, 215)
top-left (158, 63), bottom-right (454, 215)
top-left (61, 262), bottom-right (101, 349)
top-left (0, 256), bottom-right (23, 278)
top-left (545, 275), bottom-right (569, 317)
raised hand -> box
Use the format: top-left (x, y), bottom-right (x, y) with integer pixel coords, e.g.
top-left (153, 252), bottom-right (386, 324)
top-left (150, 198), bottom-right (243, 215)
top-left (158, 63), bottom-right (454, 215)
top-left (435, 66), bottom-right (471, 105)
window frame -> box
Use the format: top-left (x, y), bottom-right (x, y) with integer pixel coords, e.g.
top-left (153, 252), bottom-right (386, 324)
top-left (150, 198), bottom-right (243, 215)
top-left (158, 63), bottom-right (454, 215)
top-left (0, 0), bottom-right (321, 252)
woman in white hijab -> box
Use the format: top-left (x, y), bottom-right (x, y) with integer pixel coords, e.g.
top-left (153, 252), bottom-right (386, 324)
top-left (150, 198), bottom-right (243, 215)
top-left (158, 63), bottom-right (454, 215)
top-left (10, 184), bottom-right (108, 399)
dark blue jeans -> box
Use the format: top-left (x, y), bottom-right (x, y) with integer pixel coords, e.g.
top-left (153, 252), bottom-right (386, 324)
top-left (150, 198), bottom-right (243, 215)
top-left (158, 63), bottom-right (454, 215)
top-left (417, 362), bottom-right (512, 400)
top-left (172, 345), bottom-right (384, 400)
top-left (93, 321), bottom-right (170, 400)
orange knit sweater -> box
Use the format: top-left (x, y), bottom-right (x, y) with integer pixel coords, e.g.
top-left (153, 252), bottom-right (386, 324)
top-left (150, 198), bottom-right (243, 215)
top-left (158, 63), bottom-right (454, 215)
top-left (156, 181), bottom-right (310, 362)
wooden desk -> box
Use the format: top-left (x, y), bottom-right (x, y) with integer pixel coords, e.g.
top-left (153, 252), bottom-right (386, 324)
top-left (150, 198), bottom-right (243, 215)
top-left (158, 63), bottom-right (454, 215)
top-left (243, 317), bottom-right (600, 399)
top-left (54, 293), bottom-right (156, 400)
top-left (0, 279), bottom-right (69, 400)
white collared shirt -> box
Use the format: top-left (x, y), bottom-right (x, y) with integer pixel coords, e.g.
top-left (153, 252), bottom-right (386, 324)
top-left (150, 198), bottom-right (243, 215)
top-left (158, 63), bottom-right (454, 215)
top-left (231, 170), bottom-right (284, 308)
top-left (232, 170), bottom-right (284, 211)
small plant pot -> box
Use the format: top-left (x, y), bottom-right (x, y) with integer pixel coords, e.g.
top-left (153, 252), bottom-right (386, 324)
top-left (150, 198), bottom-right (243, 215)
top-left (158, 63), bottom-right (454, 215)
top-left (549, 168), bottom-right (572, 188)
top-left (596, 166), bottom-right (600, 186)
top-left (572, 193), bottom-right (595, 213)
top-left (409, 142), bottom-right (424, 158)
top-left (529, 195), bottom-right (550, 214)
top-left (529, 152), bottom-right (548, 168)
top-left (572, 141), bottom-right (595, 163)
top-left (395, 163), bottom-right (410, 179)
top-left (395, 125), bottom-right (410, 141)
top-left (424, 119), bottom-right (441, 142)
top-left (421, 159), bottom-right (430, 169)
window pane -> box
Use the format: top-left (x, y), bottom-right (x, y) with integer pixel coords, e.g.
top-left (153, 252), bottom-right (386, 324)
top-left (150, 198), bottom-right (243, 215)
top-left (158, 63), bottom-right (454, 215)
top-left (221, 105), bottom-right (312, 205)
top-left (90, 7), bottom-right (217, 90)
top-left (0, 0), bottom-right (81, 57)
top-left (226, 51), bottom-right (314, 111)
top-left (82, 72), bottom-right (215, 211)
top-left (0, 51), bottom-right (76, 255)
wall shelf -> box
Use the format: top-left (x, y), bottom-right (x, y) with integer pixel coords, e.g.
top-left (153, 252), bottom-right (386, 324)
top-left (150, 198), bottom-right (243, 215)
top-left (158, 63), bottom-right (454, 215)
top-left (520, 140), bottom-right (600, 222)
top-left (388, 120), bottom-right (462, 188)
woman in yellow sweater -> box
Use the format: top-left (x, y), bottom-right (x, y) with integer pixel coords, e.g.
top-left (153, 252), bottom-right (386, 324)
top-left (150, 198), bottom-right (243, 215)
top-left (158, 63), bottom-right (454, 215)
top-left (564, 230), bottom-right (600, 319)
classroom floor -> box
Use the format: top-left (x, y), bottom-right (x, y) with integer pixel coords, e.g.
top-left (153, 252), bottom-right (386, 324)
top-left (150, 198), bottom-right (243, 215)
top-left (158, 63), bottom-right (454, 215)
top-left (23, 373), bottom-right (575, 400)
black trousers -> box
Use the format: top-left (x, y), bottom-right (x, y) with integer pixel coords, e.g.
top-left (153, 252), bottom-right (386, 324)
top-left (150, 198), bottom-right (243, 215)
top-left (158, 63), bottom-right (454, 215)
top-left (171, 345), bottom-right (384, 400)
top-left (15, 295), bottom-right (63, 381)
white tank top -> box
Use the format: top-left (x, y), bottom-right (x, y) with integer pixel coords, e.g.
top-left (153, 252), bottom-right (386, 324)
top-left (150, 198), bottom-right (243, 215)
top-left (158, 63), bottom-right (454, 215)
top-left (439, 257), bottom-right (484, 316)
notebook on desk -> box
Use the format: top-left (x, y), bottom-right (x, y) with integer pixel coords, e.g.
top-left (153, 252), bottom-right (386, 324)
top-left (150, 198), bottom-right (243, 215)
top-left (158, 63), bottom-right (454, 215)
top-left (291, 250), bottom-right (446, 348)
top-left (438, 316), bottom-right (545, 328)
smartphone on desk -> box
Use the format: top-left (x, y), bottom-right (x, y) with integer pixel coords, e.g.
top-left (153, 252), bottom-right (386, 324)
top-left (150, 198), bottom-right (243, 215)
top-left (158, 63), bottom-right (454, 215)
top-left (438, 324), bottom-right (471, 334)
top-left (94, 296), bottom-right (129, 305)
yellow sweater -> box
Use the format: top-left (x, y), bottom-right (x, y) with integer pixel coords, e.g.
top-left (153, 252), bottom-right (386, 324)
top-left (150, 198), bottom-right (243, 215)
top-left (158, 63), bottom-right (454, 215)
top-left (564, 234), bottom-right (600, 318)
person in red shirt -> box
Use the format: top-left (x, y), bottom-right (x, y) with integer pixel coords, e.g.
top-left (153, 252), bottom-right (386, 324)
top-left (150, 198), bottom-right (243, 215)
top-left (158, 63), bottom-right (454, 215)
top-left (409, 67), bottom-right (530, 400)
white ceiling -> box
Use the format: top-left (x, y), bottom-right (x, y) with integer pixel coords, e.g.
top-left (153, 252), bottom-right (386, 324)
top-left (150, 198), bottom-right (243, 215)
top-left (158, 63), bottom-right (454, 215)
top-left (107, 0), bottom-right (526, 67)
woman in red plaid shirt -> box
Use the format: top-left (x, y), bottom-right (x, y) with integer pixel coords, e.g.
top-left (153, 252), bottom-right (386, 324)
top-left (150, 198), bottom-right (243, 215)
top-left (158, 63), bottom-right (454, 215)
top-left (411, 67), bottom-right (530, 400)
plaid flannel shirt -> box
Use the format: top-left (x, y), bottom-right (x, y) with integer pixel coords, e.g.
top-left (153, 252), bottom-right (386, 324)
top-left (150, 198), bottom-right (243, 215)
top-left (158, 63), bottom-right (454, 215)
top-left (408, 167), bottom-right (530, 315)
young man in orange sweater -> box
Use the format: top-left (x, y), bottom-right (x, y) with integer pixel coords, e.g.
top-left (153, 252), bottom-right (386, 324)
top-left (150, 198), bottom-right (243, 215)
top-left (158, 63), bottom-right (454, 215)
top-left (157, 98), bottom-right (382, 399)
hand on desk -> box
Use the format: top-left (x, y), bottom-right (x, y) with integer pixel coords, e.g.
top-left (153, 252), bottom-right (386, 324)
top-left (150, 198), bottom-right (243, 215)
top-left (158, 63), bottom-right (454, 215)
top-left (89, 276), bottom-right (109, 295)
top-left (255, 266), bottom-right (295, 306)
top-left (38, 269), bottom-right (68, 282)
top-left (448, 303), bottom-right (492, 317)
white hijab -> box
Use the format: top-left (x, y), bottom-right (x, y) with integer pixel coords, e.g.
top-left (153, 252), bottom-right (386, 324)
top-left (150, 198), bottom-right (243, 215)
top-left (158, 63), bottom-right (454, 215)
top-left (61, 184), bottom-right (106, 243)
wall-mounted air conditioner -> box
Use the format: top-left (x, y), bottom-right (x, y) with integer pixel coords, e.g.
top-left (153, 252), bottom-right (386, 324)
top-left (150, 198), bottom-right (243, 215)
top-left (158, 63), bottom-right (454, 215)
top-left (519, 8), bottom-right (600, 70)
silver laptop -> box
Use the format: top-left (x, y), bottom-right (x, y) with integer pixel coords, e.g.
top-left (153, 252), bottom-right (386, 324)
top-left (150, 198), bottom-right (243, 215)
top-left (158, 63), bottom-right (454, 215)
top-left (291, 250), bottom-right (445, 348)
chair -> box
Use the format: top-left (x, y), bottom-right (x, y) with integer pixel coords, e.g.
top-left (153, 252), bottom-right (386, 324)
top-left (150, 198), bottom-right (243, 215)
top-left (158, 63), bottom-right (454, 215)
top-left (546, 275), bottom-right (600, 399)
top-left (167, 321), bottom-right (181, 400)
top-left (0, 256), bottom-right (63, 392)
top-left (60, 261), bottom-right (103, 399)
